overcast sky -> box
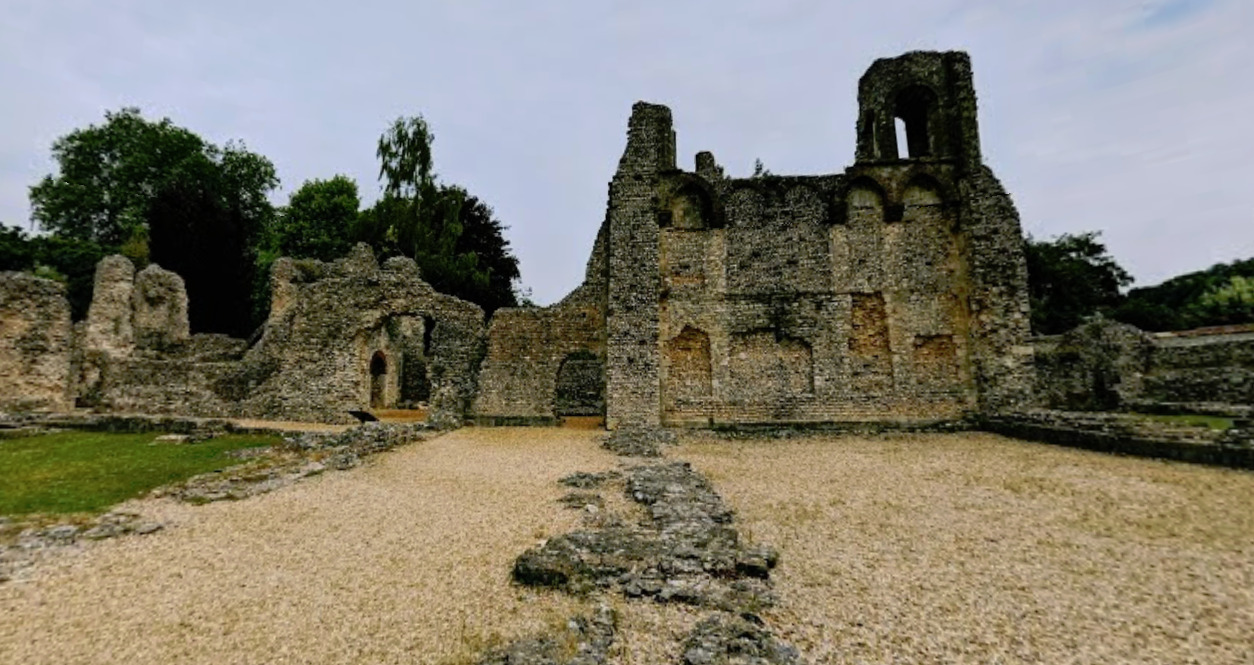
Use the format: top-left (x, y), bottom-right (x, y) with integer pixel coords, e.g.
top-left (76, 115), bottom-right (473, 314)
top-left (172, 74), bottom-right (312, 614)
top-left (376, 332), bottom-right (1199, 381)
top-left (2, 0), bottom-right (1250, 304)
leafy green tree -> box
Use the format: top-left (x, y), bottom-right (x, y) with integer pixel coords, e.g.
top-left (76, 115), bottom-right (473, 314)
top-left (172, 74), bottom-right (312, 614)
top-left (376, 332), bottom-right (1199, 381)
top-left (1115, 257), bottom-right (1254, 331)
top-left (29, 108), bottom-right (206, 247)
top-left (271, 175), bottom-right (360, 261)
top-left (0, 224), bottom-right (36, 272)
top-left (1188, 275), bottom-right (1254, 326)
top-left (356, 114), bottom-right (520, 314)
top-left (146, 144), bottom-right (277, 337)
top-left (1025, 232), bottom-right (1131, 335)
top-left (29, 108), bottom-right (279, 334)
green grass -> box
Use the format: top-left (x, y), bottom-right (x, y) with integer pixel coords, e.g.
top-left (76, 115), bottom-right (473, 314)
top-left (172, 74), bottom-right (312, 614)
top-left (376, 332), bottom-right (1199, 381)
top-left (0, 431), bottom-right (282, 516)
top-left (1138, 413), bottom-right (1235, 431)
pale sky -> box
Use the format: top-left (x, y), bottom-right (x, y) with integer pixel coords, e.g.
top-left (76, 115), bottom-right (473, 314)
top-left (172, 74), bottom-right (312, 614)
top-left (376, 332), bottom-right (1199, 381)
top-left (2, 0), bottom-right (1250, 304)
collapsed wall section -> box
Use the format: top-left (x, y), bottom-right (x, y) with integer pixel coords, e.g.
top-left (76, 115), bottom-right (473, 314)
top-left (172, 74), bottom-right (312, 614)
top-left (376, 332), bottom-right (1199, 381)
top-left (1034, 319), bottom-right (1254, 412)
top-left (234, 245), bottom-right (486, 423)
top-left (472, 221), bottom-right (608, 424)
top-left (73, 246), bottom-right (486, 424)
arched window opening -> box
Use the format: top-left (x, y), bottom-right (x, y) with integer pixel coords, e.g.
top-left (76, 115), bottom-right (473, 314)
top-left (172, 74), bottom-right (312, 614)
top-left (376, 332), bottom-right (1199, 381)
top-left (369, 351), bottom-right (388, 409)
top-left (894, 118), bottom-right (910, 160)
top-left (893, 86), bottom-right (937, 159)
top-left (554, 350), bottom-right (605, 416)
top-left (422, 316), bottom-right (436, 356)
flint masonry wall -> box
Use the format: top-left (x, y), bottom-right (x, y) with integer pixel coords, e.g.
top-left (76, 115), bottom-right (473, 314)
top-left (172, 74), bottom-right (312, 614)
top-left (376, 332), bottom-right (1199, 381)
top-left (0, 272), bottom-right (72, 412)
top-left (472, 224), bottom-right (607, 424)
top-left (472, 50), bottom-right (1035, 428)
top-left (74, 246), bottom-right (485, 424)
top-left (1034, 319), bottom-right (1254, 412)
top-left (236, 245), bottom-right (486, 424)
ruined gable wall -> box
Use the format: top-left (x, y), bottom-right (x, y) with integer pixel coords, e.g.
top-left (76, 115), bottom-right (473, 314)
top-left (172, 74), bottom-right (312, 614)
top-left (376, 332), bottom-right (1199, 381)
top-left (0, 272), bottom-right (72, 412)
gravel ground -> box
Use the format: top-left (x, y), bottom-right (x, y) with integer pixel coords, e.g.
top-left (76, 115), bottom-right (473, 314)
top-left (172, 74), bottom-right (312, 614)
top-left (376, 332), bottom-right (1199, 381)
top-left (0, 428), bottom-right (614, 665)
top-left (678, 431), bottom-right (1254, 664)
top-left (3, 428), bottom-right (1252, 664)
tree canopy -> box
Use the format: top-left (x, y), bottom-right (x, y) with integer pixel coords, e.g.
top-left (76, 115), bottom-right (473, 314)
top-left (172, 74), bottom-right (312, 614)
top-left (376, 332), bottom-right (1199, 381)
top-left (356, 114), bottom-right (520, 314)
top-left (1114, 257), bottom-right (1254, 331)
top-left (270, 175), bottom-right (361, 262)
top-left (26, 107), bottom-right (278, 334)
top-left (1025, 232), bottom-right (1132, 335)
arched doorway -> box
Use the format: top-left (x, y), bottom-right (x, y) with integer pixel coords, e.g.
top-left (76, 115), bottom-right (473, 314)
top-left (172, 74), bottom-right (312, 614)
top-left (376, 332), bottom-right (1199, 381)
top-left (369, 351), bottom-right (388, 409)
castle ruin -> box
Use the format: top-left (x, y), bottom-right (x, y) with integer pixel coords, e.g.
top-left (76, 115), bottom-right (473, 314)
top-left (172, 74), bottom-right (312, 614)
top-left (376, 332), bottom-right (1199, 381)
top-left (0, 51), bottom-right (1138, 428)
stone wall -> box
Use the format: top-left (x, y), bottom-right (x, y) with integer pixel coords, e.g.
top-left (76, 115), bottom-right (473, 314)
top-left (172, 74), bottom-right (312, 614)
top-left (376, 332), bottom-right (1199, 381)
top-left (0, 272), bottom-right (72, 412)
top-left (471, 50), bottom-right (1036, 429)
top-left (472, 222), bottom-right (607, 423)
top-left (75, 246), bottom-right (486, 424)
top-left (227, 245), bottom-right (486, 423)
top-left (1034, 319), bottom-right (1254, 412)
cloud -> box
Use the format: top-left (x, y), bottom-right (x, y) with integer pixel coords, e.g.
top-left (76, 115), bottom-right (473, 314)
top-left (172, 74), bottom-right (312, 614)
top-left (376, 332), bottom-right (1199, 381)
top-left (1, 0), bottom-right (1250, 301)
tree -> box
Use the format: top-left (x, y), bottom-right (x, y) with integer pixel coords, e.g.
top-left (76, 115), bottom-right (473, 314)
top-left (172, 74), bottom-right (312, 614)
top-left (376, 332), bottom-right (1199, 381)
top-left (357, 114), bottom-right (520, 314)
top-left (1025, 232), bottom-right (1132, 335)
top-left (271, 175), bottom-right (360, 262)
top-left (29, 108), bottom-right (207, 247)
top-left (1114, 257), bottom-right (1254, 331)
top-left (1188, 275), bottom-right (1254, 326)
top-left (146, 144), bottom-right (277, 337)
top-left (29, 108), bottom-right (279, 335)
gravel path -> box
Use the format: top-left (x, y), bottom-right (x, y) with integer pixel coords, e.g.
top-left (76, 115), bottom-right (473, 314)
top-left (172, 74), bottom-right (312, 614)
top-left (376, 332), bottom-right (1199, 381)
top-left (0, 428), bottom-right (615, 665)
top-left (3, 429), bottom-right (1252, 664)
top-left (679, 432), bottom-right (1254, 664)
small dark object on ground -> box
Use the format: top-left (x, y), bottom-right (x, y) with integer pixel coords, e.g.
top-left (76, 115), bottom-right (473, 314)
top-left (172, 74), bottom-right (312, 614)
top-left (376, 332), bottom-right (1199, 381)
top-left (348, 410), bottom-right (378, 423)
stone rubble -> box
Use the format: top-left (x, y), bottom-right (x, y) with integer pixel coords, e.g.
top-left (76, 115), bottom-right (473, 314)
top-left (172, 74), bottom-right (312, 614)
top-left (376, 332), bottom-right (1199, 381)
top-left (162, 422), bottom-right (434, 504)
top-left (475, 604), bottom-right (617, 665)
top-left (0, 510), bottom-right (164, 583)
top-left (680, 613), bottom-right (802, 665)
top-left (600, 427), bottom-right (677, 458)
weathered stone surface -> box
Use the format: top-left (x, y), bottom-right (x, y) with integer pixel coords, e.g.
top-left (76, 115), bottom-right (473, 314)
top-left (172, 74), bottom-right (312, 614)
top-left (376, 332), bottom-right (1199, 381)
top-left (167, 422), bottom-right (433, 504)
top-left (558, 471), bottom-right (621, 489)
top-left (67, 245), bottom-right (486, 424)
top-left (0, 510), bottom-right (166, 584)
top-left (514, 462), bottom-right (778, 609)
top-left (475, 605), bottom-right (616, 665)
top-left (0, 272), bottom-right (72, 412)
top-left (601, 427), bottom-right (676, 457)
top-left (1033, 317), bottom-right (1155, 411)
top-left (82, 255), bottom-right (136, 357)
top-left (980, 409), bottom-right (1254, 470)
top-left (1033, 319), bottom-right (1254, 415)
top-left (681, 613), bottom-right (802, 665)
top-left (132, 264), bottom-right (190, 350)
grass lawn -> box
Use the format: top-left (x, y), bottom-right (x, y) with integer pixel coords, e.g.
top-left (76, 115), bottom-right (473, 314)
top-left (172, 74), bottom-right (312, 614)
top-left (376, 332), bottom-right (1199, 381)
top-left (1138, 413), bottom-right (1235, 430)
top-left (0, 431), bottom-right (282, 516)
